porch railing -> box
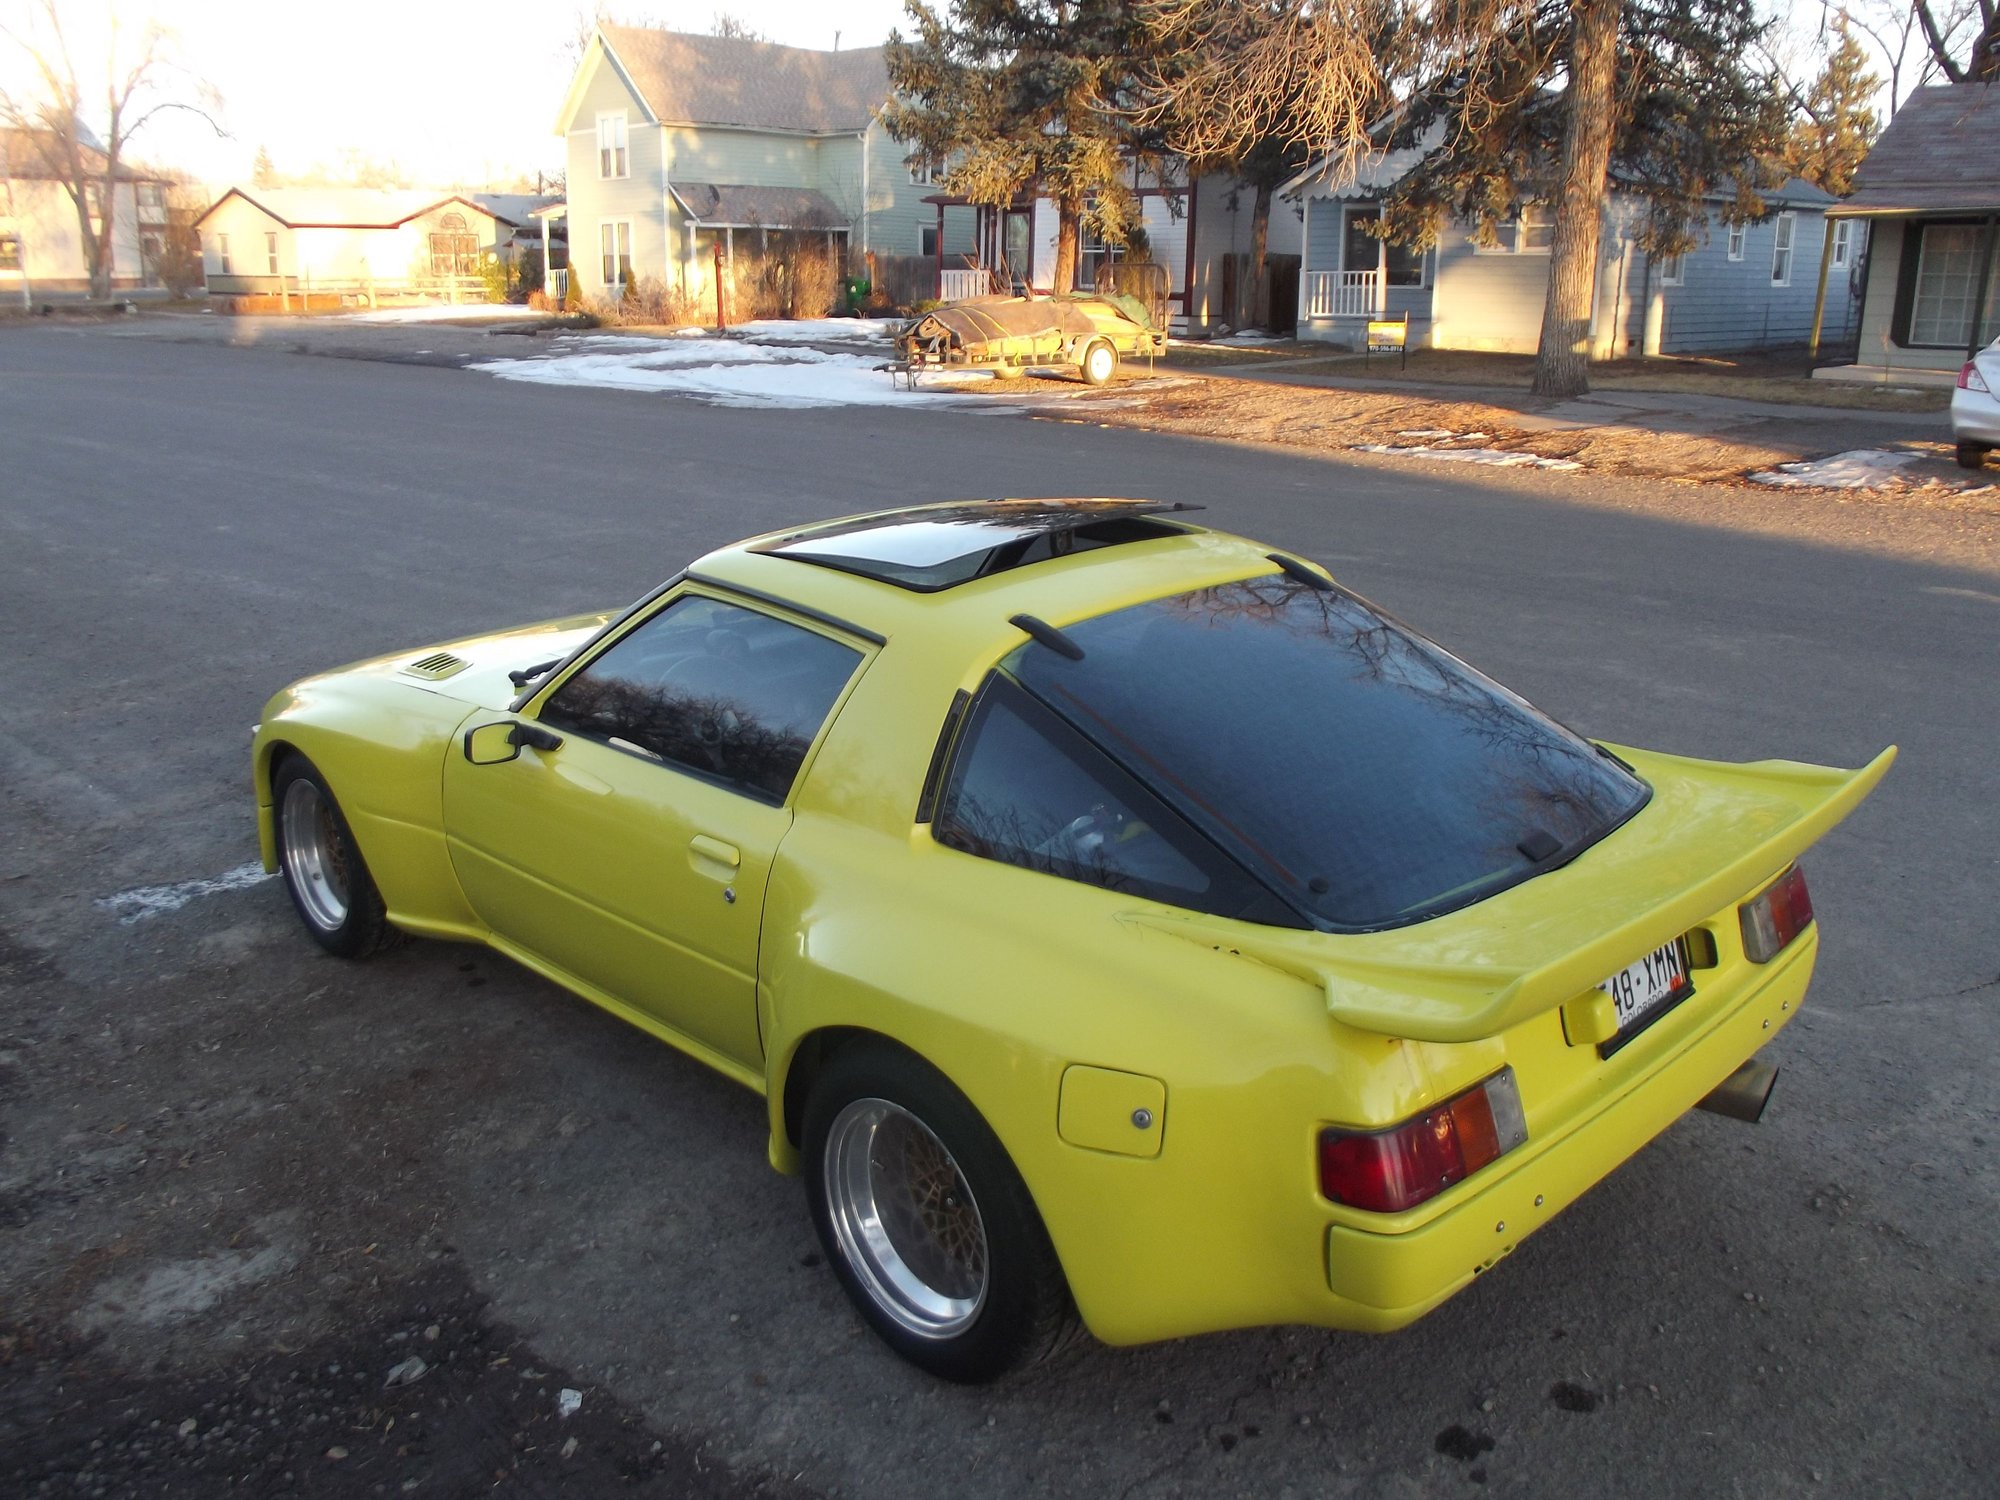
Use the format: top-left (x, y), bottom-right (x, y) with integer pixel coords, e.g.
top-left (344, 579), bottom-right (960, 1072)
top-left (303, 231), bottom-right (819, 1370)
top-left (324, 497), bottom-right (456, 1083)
top-left (550, 267), bottom-right (570, 302)
top-left (940, 266), bottom-right (991, 302)
top-left (1304, 269), bottom-right (1383, 319)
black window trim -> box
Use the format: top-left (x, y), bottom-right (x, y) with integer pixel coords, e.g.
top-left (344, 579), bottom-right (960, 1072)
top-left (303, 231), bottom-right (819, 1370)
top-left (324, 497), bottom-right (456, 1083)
top-left (1889, 215), bottom-right (2000, 351)
top-left (929, 670), bottom-right (1309, 927)
top-left (529, 585), bottom-right (874, 809)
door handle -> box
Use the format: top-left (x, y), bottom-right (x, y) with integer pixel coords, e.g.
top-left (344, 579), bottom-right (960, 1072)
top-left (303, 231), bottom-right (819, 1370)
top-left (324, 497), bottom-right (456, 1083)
top-left (689, 835), bottom-right (740, 870)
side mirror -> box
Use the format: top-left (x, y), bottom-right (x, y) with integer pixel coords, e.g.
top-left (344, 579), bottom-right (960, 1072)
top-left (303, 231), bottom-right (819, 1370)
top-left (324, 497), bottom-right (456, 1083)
top-left (462, 722), bottom-right (521, 765)
top-left (462, 721), bottom-right (564, 765)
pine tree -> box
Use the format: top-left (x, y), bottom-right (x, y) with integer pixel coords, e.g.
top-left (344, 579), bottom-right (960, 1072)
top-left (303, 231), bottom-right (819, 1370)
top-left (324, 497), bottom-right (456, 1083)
top-left (885, 1), bottom-right (1153, 295)
top-left (1785, 19), bottom-right (1881, 197)
top-left (1376, 0), bottom-right (1788, 394)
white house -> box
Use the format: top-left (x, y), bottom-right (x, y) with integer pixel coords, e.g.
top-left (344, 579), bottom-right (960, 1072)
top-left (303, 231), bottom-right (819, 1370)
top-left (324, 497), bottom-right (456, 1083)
top-left (194, 188), bottom-right (526, 308)
top-left (0, 126), bottom-right (175, 300)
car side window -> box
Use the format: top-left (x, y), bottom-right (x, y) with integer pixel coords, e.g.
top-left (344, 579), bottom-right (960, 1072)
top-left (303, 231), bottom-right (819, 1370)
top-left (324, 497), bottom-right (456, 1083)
top-left (933, 676), bottom-right (1294, 924)
top-left (540, 594), bottom-right (863, 803)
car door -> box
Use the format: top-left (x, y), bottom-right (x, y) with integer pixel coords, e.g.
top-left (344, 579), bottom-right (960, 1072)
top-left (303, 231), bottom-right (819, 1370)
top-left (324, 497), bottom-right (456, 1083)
top-left (441, 587), bottom-right (868, 1069)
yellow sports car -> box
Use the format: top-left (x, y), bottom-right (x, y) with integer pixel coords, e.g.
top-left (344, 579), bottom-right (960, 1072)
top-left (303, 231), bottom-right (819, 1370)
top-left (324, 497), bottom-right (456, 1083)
top-left (253, 500), bottom-right (1892, 1382)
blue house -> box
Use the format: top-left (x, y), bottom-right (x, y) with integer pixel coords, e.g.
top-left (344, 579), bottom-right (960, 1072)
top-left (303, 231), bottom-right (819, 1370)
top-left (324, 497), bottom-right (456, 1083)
top-left (1281, 145), bottom-right (1850, 357)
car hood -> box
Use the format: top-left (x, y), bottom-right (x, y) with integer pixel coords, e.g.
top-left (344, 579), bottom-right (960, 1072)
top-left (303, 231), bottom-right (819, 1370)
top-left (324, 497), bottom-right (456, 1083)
top-left (1123, 743), bottom-right (1896, 1043)
top-left (301, 611), bottom-right (616, 713)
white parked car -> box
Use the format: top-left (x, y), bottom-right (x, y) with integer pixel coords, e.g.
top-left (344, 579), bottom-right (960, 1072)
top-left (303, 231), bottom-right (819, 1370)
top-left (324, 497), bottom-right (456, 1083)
top-left (1953, 336), bottom-right (2000, 469)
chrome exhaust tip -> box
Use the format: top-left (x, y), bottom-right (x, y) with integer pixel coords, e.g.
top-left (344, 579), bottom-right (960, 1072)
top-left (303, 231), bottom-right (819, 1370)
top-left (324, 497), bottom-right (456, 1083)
top-left (1697, 1060), bottom-right (1778, 1124)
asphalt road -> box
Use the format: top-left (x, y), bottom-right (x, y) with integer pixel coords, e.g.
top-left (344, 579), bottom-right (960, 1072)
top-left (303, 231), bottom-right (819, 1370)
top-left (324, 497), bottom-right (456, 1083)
top-left (1, 322), bottom-right (1995, 1499)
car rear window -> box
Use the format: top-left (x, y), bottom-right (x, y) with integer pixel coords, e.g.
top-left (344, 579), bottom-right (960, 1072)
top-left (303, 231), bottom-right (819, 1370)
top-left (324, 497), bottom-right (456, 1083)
top-left (1007, 575), bottom-right (1649, 930)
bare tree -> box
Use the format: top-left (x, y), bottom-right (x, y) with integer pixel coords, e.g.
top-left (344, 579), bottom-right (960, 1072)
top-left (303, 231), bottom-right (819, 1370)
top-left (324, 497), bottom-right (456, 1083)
top-left (1911, 0), bottom-right (1999, 82)
top-left (711, 12), bottom-right (769, 41)
top-left (0, 2), bottom-right (221, 301)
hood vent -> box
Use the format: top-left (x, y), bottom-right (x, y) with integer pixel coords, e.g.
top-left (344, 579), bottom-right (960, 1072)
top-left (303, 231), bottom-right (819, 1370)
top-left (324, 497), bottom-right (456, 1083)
top-left (402, 651), bottom-right (471, 681)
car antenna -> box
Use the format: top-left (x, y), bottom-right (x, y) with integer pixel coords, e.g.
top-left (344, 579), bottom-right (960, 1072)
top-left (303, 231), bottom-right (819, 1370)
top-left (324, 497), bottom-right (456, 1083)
top-left (1007, 613), bottom-right (1085, 661)
top-left (1266, 553), bottom-right (1335, 591)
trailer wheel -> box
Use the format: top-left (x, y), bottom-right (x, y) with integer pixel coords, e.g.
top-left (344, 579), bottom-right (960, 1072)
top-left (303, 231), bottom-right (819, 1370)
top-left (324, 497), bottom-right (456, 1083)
top-left (1080, 340), bottom-right (1117, 387)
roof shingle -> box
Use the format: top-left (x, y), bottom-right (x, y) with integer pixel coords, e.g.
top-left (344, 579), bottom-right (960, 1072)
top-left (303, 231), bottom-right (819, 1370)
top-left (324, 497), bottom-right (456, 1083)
top-left (1833, 83), bottom-right (2000, 216)
top-left (600, 24), bottom-right (889, 134)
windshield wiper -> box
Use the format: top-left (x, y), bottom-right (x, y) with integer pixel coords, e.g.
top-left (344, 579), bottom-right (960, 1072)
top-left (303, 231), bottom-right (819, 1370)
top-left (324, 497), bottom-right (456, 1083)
top-left (508, 657), bottom-right (563, 688)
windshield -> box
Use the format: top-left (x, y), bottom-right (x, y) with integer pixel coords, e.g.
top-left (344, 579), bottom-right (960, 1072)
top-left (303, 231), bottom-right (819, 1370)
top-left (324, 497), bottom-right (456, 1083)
top-left (1007, 575), bottom-right (1648, 929)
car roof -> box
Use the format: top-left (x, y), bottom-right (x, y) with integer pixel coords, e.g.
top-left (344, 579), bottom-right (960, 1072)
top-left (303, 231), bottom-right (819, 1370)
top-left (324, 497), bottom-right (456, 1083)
top-left (689, 499), bottom-right (1295, 648)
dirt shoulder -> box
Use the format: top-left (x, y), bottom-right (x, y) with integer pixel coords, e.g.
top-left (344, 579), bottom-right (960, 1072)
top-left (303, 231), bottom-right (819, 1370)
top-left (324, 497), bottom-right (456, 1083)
top-left (1100, 357), bottom-right (1994, 510)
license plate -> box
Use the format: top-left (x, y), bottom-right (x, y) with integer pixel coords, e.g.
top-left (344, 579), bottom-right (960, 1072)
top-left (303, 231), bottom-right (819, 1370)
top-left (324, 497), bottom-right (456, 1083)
top-left (1598, 938), bottom-right (1693, 1034)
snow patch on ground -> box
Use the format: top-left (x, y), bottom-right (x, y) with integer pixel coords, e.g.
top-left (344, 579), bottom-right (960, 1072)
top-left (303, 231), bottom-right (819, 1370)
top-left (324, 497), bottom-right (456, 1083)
top-left (340, 304), bottom-right (546, 324)
top-left (469, 341), bottom-right (974, 409)
top-left (1748, 449), bottom-right (1922, 489)
top-left (97, 863), bottom-right (275, 924)
top-left (727, 317), bottom-right (899, 343)
top-left (1356, 442), bottom-right (1581, 471)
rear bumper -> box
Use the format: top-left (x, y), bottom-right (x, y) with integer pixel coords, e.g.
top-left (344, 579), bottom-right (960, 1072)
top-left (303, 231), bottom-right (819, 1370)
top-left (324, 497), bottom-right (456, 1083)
top-left (1323, 932), bottom-right (1815, 1328)
top-left (1952, 387), bottom-right (2000, 446)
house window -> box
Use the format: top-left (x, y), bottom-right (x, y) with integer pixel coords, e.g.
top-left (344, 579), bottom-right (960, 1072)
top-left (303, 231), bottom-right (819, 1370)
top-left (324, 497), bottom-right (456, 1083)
top-left (1727, 222), bottom-right (1745, 261)
top-left (1518, 204), bottom-right (1554, 253)
top-left (265, 231), bottom-right (279, 274)
top-left (138, 183), bottom-right (164, 210)
top-left (428, 211), bottom-right (480, 276)
top-left (597, 112), bottom-right (628, 179)
top-left (1080, 216), bottom-right (1118, 289)
top-left (216, 232), bottom-right (231, 274)
top-left (1343, 211), bottom-right (1424, 286)
top-left (919, 224), bottom-right (939, 259)
top-left (1658, 253), bottom-right (1684, 287)
top-left (1830, 219), bottom-right (1854, 270)
top-left (139, 232), bottom-right (162, 283)
top-left (600, 220), bottom-right (633, 291)
top-left (1906, 222), bottom-right (2000, 347)
top-left (85, 182), bottom-right (105, 221)
top-left (1771, 212), bottom-right (1795, 286)
top-left (907, 158), bottom-right (936, 187)
top-left (0, 233), bottom-right (20, 272)
top-left (1473, 204), bottom-right (1553, 255)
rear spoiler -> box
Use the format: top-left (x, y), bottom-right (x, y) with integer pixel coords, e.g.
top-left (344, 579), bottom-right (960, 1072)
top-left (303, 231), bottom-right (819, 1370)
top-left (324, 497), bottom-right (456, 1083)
top-left (1125, 746), bottom-right (1895, 1044)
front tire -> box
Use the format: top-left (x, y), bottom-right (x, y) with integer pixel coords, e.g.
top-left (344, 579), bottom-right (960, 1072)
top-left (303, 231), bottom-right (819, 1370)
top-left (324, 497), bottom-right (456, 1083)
top-left (803, 1042), bottom-right (1074, 1383)
top-left (273, 754), bottom-right (397, 958)
top-left (1956, 441), bottom-right (1990, 471)
top-left (1079, 340), bottom-right (1117, 387)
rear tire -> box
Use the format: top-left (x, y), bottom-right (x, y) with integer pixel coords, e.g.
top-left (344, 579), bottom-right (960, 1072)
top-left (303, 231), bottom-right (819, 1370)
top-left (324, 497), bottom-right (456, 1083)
top-left (273, 754), bottom-right (398, 958)
top-left (1079, 340), bottom-right (1117, 387)
top-left (803, 1041), bottom-right (1075, 1383)
top-left (1956, 442), bottom-right (1990, 471)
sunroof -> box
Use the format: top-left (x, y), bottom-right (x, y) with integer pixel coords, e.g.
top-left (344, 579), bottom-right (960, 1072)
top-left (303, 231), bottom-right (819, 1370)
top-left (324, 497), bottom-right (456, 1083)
top-left (752, 500), bottom-right (1202, 592)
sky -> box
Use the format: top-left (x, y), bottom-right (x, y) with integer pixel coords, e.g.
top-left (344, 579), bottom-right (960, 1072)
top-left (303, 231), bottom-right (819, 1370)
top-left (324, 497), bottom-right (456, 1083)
top-left (6, 1), bottom-right (913, 190)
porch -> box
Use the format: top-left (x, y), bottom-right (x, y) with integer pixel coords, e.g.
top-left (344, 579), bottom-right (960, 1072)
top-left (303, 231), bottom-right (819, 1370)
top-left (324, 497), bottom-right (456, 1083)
top-left (1296, 197), bottom-right (1434, 350)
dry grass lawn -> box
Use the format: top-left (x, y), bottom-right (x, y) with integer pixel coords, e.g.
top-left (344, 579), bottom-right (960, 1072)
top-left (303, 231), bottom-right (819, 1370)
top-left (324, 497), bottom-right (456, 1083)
top-left (1164, 341), bottom-right (1950, 413)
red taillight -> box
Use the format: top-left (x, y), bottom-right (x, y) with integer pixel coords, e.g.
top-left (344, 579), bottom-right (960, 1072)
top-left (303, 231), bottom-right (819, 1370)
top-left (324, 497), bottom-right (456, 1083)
top-left (1318, 1069), bottom-right (1528, 1213)
top-left (1960, 361), bottom-right (1992, 394)
top-left (1740, 864), bottom-right (1814, 963)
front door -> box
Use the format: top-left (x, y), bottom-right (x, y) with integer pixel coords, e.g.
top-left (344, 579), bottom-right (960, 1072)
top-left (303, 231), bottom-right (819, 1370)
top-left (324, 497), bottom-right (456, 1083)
top-left (442, 589), bottom-right (867, 1069)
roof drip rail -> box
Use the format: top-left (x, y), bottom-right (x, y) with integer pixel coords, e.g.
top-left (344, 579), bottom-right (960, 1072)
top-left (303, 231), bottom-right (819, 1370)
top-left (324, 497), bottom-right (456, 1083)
top-left (1008, 613), bottom-right (1085, 661)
